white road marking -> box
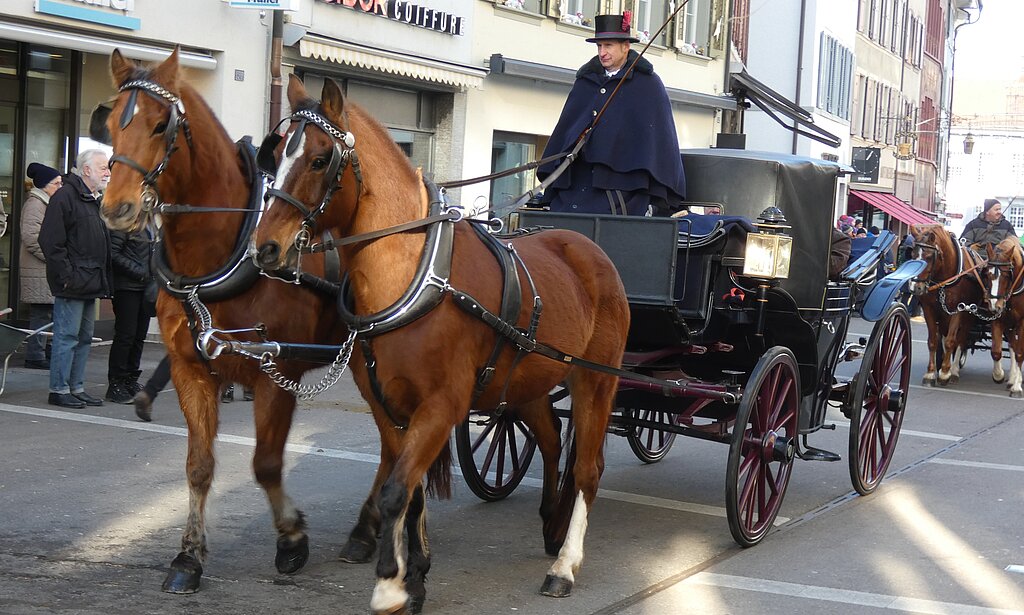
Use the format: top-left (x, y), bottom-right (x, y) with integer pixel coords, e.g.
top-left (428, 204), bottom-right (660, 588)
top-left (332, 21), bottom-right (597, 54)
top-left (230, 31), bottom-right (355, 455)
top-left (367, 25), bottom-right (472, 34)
top-left (685, 572), bottom-right (1024, 615)
top-left (909, 384), bottom-right (1024, 401)
top-left (929, 458), bottom-right (1024, 473)
top-left (1007, 565), bottom-right (1024, 575)
top-left (830, 420), bottom-right (962, 441)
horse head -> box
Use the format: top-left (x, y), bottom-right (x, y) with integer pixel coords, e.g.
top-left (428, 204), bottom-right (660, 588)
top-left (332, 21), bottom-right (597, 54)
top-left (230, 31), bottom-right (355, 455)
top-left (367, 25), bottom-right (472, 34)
top-left (989, 237), bottom-right (1023, 313)
top-left (909, 223), bottom-right (951, 295)
top-left (102, 48), bottom-right (194, 232)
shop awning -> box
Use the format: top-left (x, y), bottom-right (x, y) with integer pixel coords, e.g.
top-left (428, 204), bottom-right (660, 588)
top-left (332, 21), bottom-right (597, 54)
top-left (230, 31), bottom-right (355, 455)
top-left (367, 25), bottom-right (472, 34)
top-left (299, 37), bottom-right (485, 89)
top-left (730, 69), bottom-right (842, 148)
top-left (850, 189), bottom-right (934, 226)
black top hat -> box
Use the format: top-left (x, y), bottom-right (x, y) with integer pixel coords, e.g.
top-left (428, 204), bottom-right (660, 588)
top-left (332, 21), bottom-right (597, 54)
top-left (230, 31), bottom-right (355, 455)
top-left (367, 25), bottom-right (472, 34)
top-left (586, 12), bottom-right (639, 43)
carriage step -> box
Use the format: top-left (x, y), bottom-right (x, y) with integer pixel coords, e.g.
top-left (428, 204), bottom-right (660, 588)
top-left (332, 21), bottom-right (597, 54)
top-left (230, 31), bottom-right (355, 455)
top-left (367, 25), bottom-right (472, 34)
top-left (798, 436), bottom-right (841, 462)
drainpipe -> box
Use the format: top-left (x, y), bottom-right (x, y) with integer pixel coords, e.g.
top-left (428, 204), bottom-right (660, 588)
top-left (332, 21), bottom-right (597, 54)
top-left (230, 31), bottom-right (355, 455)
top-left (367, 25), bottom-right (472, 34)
top-left (791, 0), bottom-right (808, 155)
top-left (269, 10), bottom-right (284, 132)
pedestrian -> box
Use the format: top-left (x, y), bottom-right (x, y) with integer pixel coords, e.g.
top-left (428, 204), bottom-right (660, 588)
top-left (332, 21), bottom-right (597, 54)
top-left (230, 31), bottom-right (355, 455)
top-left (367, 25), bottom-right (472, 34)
top-left (537, 12), bottom-right (686, 216)
top-left (134, 354), bottom-right (170, 422)
top-left (20, 163), bottom-right (62, 369)
top-left (105, 226), bottom-right (155, 404)
top-left (38, 149), bottom-right (112, 409)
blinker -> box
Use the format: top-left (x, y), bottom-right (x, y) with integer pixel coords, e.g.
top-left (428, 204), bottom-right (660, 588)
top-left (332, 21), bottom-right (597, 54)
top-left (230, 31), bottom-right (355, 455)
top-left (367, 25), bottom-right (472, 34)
top-left (257, 132), bottom-right (284, 178)
top-left (119, 89), bottom-right (139, 129)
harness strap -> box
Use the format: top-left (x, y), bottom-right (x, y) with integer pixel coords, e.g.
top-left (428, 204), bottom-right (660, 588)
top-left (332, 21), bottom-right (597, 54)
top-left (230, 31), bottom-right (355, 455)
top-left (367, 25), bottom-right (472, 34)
top-left (358, 338), bottom-right (407, 430)
top-left (307, 211), bottom-right (462, 252)
top-left (467, 222), bottom-right (523, 407)
top-left (448, 288), bottom-right (737, 402)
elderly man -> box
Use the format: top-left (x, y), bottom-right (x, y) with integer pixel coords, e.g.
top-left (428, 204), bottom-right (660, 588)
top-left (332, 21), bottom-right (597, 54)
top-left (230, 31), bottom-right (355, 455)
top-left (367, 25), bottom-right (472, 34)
top-left (961, 198), bottom-right (1016, 247)
top-left (39, 149), bottom-right (112, 409)
top-left (537, 12), bottom-right (686, 216)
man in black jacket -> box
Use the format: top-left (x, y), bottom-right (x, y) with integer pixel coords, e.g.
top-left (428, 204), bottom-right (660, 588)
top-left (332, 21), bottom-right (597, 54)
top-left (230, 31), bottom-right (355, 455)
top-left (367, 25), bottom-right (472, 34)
top-left (39, 149), bottom-right (112, 409)
top-left (106, 228), bottom-right (154, 404)
top-left (961, 198), bottom-right (1017, 247)
top-left (537, 12), bottom-right (686, 216)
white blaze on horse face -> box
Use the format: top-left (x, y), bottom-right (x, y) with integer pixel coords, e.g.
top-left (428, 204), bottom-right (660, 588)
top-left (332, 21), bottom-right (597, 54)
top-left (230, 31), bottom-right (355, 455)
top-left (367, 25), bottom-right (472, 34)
top-left (267, 131), bottom-right (306, 211)
top-left (547, 491), bottom-right (589, 583)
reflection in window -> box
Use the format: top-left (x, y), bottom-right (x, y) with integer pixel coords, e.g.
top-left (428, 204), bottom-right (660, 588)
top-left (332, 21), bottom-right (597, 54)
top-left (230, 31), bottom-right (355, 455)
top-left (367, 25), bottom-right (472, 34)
top-left (490, 132), bottom-right (538, 210)
top-left (678, 0), bottom-right (709, 54)
top-left (561, 0), bottom-right (598, 26)
top-left (499, 0), bottom-right (540, 13)
top-left (389, 129), bottom-right (434, 176)
top-left (636, 0), bottom-right (668, 45)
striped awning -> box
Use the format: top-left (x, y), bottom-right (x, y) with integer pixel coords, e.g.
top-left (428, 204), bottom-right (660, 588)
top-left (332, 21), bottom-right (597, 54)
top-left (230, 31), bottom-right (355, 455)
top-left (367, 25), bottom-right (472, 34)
top-left (299, 38), bottom-right (485, 89)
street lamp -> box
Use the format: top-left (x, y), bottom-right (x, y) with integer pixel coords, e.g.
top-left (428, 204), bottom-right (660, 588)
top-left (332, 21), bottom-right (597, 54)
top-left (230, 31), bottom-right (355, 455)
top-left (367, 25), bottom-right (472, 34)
top-left (963, 132), bottom-right (975, 154)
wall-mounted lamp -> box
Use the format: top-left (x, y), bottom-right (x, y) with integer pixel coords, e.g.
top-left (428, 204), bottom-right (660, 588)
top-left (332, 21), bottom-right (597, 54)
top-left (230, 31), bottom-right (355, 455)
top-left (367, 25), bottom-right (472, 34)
top-left (963, 132), bottom-right (975, 155)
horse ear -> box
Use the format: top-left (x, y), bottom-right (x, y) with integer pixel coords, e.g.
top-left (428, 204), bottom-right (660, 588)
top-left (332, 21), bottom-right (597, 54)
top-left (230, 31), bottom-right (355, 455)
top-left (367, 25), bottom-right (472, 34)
top-left (110, 49), bottom-right (136, 87)
top-left (321, 78), bottom-right (346, 120)
top-left (286, 74), bottom-right (309, 108)
top-left (151, 46), bottom-right (181, 91)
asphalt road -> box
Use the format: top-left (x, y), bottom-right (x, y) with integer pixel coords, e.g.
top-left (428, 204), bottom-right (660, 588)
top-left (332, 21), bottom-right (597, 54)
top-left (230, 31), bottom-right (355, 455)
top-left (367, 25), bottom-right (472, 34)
top-left (1, 319), bottom-right (1023, 615)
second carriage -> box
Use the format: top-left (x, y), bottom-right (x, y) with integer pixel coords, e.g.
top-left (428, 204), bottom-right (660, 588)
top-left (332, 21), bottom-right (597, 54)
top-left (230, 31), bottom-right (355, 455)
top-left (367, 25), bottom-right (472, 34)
top-left (456, 148), bottom-right (923, 546)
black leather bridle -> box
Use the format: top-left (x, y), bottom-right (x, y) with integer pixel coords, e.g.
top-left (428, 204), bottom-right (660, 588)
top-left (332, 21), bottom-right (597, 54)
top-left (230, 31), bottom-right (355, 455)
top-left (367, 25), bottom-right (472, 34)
top-left (108, 78), bottom-right (194, 219)
top-left (259, 108), bottom-right (362, 253)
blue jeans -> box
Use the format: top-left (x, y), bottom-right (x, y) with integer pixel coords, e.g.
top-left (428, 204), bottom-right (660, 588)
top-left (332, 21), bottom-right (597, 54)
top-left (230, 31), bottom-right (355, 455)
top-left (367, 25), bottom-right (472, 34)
top-left (49, 297), bottom-right (96, 394)
top-left (25, 303), bottom-right (53, 362)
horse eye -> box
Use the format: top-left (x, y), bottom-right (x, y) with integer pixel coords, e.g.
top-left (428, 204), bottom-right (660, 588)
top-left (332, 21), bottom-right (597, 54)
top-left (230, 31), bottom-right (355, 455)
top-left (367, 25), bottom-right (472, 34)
top-left (152, 121), bottom-right (168, 136)
top-left (311, 157), bottom-right (327, 171)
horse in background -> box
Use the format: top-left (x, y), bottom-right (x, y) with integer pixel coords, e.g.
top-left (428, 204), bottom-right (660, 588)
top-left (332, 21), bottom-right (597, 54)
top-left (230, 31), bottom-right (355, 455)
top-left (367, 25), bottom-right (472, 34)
top-left (910, 224), bottom-right (992, 385)
top-left (252, 75), bottom-right (630, 614)
top-left (985, 237), bottom-right (1024, 396)
top-left (99, 49), bottom-right (380, 594)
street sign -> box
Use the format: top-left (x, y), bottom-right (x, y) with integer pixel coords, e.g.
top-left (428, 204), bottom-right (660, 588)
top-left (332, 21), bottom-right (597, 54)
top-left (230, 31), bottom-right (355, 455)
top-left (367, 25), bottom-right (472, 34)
top-left (228, 0), bottom-right (299, 10)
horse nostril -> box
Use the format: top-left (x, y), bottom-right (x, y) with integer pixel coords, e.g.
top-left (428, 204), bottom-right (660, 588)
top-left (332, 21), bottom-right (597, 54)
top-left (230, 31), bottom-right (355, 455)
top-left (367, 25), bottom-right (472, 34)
top-left (257, 242), bottom-right (281, 268)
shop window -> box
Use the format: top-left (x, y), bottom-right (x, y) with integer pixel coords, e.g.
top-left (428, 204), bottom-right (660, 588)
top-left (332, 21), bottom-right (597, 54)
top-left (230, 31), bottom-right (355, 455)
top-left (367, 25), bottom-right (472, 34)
top-left (389, 129), bottom-right (434, 176)
top-left (490, 131), bottom-right (540, 209)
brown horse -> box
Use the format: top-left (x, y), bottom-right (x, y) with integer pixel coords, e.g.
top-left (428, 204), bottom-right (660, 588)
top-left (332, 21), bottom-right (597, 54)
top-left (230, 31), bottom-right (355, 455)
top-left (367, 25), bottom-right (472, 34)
top-left (909, 224), bottom-right (990, 385)
top-left (99, 49), bottom-right (378, 594)
top-left (986, 237), bottom-right (1024, 396)
top-left (253, 75), bottom-right (630, 613)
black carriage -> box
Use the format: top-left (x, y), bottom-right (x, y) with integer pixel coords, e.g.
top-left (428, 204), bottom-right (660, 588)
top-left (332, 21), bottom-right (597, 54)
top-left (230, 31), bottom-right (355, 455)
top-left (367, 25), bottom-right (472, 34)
top-left (456, 149), bottom-right (920, 547)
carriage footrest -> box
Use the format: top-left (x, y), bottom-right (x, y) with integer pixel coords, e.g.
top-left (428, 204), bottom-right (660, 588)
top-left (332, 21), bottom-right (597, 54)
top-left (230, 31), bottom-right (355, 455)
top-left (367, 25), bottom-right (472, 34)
top-left (797, 436), bottom-right (841, 462)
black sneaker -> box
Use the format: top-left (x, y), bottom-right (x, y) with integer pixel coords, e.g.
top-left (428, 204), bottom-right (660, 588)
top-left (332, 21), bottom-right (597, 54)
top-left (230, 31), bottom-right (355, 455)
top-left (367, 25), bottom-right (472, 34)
top-left (105, 381), bottom-right (133, 404)
top-left (134, 391), bottom-right (153, 422)
top-left (127, 380), bottom-right (144, 395)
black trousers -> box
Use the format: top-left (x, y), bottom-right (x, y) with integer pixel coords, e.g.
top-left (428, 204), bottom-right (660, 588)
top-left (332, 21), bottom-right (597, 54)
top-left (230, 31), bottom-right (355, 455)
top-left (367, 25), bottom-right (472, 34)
top-left (108, 289), bottom-right (151, 382)
top-left (143, 354), bottom-right (171, 400)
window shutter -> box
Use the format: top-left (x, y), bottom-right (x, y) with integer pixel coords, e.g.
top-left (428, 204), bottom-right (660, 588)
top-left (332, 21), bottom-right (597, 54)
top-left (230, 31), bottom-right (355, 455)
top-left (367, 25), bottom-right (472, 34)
top-left (708, 0), bottom-right (727, 57)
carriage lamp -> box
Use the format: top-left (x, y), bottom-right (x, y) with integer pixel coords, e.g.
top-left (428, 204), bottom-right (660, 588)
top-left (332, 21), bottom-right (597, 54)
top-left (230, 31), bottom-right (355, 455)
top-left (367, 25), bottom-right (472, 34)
top-left (742, 206), bottom-right (793, 280)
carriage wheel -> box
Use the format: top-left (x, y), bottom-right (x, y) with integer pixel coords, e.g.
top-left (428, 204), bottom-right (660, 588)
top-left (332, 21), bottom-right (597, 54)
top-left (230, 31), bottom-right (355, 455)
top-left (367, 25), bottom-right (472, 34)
top-left (849, 303), bottom-right (911, 496)
top-left (625, 408), bottom-right (677, 464)
top-left (455, 409), bottom-right (537, 502)
top-left (726, 347), bottom-right (800, 548)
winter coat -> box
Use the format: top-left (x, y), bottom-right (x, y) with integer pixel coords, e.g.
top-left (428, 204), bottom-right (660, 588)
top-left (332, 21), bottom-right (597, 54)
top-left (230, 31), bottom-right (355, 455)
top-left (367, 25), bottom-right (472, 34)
top-left (19, 188), bottom-right (54, 305)
top-left (38, 173), bottom-right (112, 300)
top-left (538, 50), bottom-right (687, 215)
top-left (961, 214), bottom-right (1016, 247)
top-left (109, 229), bottom-right (153, 292)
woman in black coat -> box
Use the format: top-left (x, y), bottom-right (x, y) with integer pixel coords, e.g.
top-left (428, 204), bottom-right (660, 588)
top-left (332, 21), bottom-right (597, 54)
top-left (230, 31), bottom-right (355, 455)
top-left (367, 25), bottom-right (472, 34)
top-left (106, 228), bottom-right (155, 404)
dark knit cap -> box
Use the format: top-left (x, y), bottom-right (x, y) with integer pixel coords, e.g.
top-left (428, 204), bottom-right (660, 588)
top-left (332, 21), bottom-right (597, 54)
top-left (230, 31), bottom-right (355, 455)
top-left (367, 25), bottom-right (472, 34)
top-left (27, 163), bottom-right (60, 189)
top-left (983, 198), bottom-right (1000, 213)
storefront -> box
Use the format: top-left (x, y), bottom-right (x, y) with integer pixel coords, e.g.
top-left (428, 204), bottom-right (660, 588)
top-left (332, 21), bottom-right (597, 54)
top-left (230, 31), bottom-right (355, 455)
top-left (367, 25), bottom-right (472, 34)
top-left (0, 0), bottom-right (266, 328)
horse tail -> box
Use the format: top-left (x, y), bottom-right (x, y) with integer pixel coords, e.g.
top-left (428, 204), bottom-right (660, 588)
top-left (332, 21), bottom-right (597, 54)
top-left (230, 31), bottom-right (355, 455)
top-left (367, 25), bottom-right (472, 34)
top-left (425, 439), bottom-right (453, 500)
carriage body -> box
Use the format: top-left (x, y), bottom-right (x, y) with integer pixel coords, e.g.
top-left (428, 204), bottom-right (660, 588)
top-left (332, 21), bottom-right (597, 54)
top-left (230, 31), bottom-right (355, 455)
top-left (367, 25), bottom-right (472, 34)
top-left (465, 149), bottom-right (914, 546)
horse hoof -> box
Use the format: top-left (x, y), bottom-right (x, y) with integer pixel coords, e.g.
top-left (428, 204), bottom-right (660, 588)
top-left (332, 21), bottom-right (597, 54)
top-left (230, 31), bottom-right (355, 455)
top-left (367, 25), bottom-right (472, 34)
top-left (162, 552), bottom-right (203, 594)
top-left (540, 574), bottom-right (573, 598)
top-left (948, 376), bottom-right (959, 385)
top-left (1011, 391), bottom-right (1023, 399)
top-left (937, 378), bottom-right (949, 387)
top-left (275, 534), bottom-right (309, 574)
top-left (339, 538), bottom-right (376, 563)
top-left (921, 377), bottom-right (935, 386)
top-left (408, 595), bottom-right (425, 615)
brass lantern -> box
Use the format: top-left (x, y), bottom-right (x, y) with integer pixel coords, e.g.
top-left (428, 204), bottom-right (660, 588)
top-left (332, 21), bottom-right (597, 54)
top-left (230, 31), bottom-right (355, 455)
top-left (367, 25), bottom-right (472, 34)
top-left (743, 206), bottom-right (793, 279)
